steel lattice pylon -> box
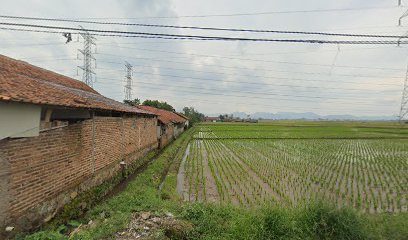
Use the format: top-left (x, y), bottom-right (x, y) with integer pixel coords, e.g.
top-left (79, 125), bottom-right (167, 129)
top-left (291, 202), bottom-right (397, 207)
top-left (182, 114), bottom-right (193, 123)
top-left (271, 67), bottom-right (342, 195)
top-left (78, 27), bottom-right (96, 87)
top-left (399, 63), bottom-right (408, 122)
top-left (124, 62), bottom-right (133, 101)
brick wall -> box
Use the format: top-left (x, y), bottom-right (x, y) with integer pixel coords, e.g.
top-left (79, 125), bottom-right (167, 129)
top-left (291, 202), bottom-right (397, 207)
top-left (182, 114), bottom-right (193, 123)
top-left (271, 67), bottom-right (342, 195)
top-left (0, 149), bottom-right (10, 229)
top-left (174, 123), bottom-right (185, 138)
top-left (0, 115), bottom-right (158, 234)
top-left (159, 124), bottom-right (175, 148)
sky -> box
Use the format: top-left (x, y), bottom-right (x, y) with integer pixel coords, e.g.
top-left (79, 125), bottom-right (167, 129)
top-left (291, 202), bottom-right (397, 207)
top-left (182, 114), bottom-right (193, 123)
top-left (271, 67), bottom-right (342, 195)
top-left (1, 0), bottom-right (407, 117)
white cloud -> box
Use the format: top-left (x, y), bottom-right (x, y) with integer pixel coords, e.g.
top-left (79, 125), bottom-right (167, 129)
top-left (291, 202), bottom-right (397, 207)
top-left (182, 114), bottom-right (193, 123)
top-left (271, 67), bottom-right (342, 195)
top-left (0, 0), bottom-right (406, 116)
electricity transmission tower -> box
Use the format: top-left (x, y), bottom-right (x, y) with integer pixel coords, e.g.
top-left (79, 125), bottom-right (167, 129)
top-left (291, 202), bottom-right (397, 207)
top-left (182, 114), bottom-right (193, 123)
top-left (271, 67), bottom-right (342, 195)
top-left (399, 66), bottom-right (408, 122)
top-left (78, 27), bottom-right (96, 87)
top-left (398, 1), bottom-right (408, 122)
top-left (124, 62), bottom-right (133, 101)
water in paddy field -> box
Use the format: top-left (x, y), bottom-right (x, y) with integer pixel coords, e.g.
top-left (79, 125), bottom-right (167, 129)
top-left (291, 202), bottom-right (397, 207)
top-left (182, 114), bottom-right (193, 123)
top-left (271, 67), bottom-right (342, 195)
top-left (180, 124), bottom-right (408, 213)
top-left (177, 143), bottom-right (190, 200)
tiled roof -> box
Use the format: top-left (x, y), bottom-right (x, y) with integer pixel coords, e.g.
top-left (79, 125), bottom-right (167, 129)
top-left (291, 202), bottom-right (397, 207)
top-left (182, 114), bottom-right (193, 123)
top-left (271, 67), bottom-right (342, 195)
top-left (137, 105), bottom-right (187, 125)
top-left (174, 112), bottom-right (189, 120)
top-left (0, 55), bottom-right (155, 115)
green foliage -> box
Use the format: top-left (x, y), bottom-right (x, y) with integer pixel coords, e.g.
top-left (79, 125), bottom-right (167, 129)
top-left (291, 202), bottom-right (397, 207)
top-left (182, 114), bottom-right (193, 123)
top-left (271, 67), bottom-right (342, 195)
top-left (67, 220), bottom-right (81, 228)
top-left (142, 99), bottom-right (175, 111)
top-left (24, 231), bottom-right (66, 240)
top-left (181, 203), bottom-right (234, 239)
top-left (183, 107), bottom-right (205, 125)
top-left (197, 122), bottom-right (408, 139)
top-left (365, 213), bottom-right (408, 240)
top-left (299, 202), bottom-right (366, 240)
top-left (261, 208), bottom-right (297, 240)
top-left (160, 128), bottom-right (194, 201)
top-left (177, 201), bottom-right (395, 240)
top-left (123, 98), bottom-right (141, 106)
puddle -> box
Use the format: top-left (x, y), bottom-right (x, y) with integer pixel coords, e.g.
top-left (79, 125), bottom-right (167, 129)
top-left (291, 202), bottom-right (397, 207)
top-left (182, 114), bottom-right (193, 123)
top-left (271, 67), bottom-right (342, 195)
top-left (176, 143), bottom-right (190, 199)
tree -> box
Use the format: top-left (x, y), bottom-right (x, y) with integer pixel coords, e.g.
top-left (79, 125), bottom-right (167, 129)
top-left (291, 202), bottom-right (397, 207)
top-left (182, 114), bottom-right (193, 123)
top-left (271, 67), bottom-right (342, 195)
top-left (142, 99), bottom-right (175, 112)
top-left (123, 98), bottom-right (141, 106)
top-left (183, 107), bottom-right (205, 126)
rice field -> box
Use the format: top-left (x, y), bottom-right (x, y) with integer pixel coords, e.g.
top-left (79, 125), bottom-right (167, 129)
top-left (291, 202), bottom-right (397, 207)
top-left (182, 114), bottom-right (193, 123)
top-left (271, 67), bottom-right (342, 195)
top-left (181, 122), bottom-right (408, 213)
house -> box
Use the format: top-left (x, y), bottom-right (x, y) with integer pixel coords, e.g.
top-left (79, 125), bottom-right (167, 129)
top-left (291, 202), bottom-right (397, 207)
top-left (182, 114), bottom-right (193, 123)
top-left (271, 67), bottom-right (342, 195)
top-left (174, 112), bottom-right (190, 129)
top-left (137, 105), bottom-right (188, 148)
top-left (204, 117), bottom-right (220, 122)
top-left (0, 55), bottom-right (159, 236)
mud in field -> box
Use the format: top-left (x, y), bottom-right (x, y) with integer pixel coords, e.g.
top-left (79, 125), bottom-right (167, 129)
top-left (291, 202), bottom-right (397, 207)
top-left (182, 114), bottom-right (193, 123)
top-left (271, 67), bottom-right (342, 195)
top-left (178, 140), bottom-right (220, 203)
top-left (177, 143), bottom-right (190, 201)
top-left (198, 140), bottom-right (220, 203)
top-left (218, 141), bottom-right (283, 205)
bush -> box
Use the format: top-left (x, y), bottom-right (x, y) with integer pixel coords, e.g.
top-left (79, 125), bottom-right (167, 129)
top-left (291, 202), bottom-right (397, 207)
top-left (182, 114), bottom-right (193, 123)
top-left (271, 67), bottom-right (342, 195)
top-left (299, 202), bottom-right (366, 240)
top-left (262, 208), bottom-right (297, 240)
top-left (23, 231), bottom-right (66, 240)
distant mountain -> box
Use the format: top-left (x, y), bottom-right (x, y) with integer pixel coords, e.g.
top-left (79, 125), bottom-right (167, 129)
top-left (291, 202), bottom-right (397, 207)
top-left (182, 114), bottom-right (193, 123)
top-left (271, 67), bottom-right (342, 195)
top-left (207, 112), bottom-right (398, 121)
top-left (252, 112), bottom-right (321, 120)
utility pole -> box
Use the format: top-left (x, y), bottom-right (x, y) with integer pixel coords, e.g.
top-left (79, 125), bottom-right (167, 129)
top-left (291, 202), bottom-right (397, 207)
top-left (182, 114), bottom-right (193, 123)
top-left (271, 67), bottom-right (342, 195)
top-left (78, 26), bottom-right (96, 87)
top-left (124, 62), bottom-right (133, 101)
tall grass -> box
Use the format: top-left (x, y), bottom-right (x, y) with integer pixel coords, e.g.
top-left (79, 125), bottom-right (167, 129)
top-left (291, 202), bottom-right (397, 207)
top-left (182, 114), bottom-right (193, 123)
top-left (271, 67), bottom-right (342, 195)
top-left (180, 201), bottom-right (376, 240)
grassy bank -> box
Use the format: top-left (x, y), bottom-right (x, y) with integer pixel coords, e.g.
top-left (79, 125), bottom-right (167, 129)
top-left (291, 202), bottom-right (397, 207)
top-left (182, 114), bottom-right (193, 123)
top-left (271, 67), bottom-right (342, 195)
top-left (25, 126), bottom-right (408, 240)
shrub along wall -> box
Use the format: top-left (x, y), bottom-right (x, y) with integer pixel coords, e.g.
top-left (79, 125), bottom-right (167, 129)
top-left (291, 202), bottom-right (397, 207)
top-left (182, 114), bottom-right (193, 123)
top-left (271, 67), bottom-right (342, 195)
top-left (0, 115), bottom-right (158, 237)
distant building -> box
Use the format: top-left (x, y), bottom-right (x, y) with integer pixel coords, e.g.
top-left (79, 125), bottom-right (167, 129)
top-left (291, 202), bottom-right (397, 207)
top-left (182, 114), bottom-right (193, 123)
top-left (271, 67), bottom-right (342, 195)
top-left (204, 116), bottom-right (257, 123)
top-left (204, 117), bottom-right (220, 122)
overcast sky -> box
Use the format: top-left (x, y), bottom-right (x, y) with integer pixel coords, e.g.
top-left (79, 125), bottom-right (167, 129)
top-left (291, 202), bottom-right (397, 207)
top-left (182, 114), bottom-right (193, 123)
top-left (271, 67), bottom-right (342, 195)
top-left (1, 0), bottom-right (407, 116)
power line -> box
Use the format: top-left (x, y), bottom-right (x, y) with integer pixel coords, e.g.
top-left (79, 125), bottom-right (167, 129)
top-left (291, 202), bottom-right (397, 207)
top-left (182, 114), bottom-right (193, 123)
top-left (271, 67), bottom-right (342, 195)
top-left (94, 76), bottom-right (397, 106)
top-left (21, 6), bottom-right (397, 19)
top-left (87, 75), bottom-right (399, 114)
top-left (3, 22), bottom-right (408, 44)
top-left (10, 53), bottom-right (401, 87)
top-left (1, 15), bottom-right (406, 39)
top-left (128, 79), bottom-right (399, 102)
top-left (96, 47), bottom-right (405, 71)
top-left (96, 58), bottom-right (402, 80)
top-left (5, 48), bottom-right (403, 80)
top-left (0, 26), bottom-right (225, 40)
top-left (131, 83), bottom-right (398, 107)
top-left (98, 41), bottom-right (404, 55)
top-left (99, 86), bottom-right (392, 115)
top-left (2, 40), bottom-right (403, 73)
top-left (97, 56), bottom-right (402, 80)
top-left (5, 37), bottom-right (405, 55)
top-left (19, 60), bottom-right (398, 95)
top-left (97, 59), bottom-right (402, 86)
top-left (20, 58), bottom-right (77, 62)
top-left (96, 67), bottom-right (401, 92)
top-left (106, 89), bottom-right (396, 115)
top-left (91, 81), bottom-right (398, 115)
top-left (96, 68), bottom-right (399, 97)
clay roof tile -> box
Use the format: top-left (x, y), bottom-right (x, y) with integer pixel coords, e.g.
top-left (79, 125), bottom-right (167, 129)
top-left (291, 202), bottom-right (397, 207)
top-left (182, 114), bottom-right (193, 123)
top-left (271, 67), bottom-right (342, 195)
top-left (0, 54), bottom-right (155, 116)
